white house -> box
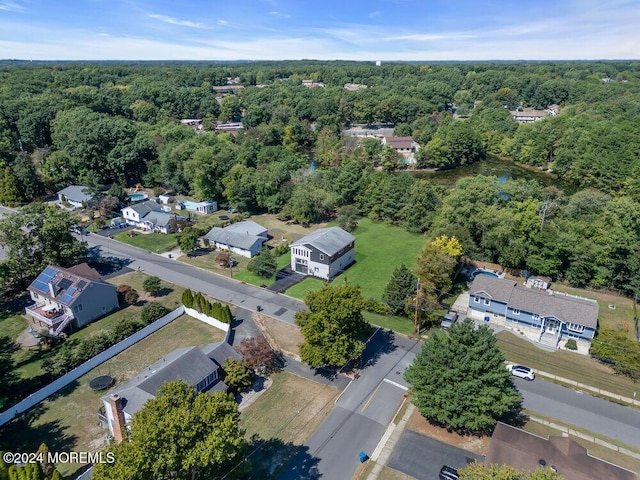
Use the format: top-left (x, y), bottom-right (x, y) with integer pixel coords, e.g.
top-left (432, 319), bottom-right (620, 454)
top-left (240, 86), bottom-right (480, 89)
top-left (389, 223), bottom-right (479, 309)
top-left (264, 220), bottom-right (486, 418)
top-left (122, 200), bottom-right (178, 234)
top-left (290, 227), bottom-right (355, 280)
top-left (204, 220), bottom-right (268, 258)
top-left (57, 185), bottom-right (95, 209)
top-left (180, 200), bottom-right (218, 214)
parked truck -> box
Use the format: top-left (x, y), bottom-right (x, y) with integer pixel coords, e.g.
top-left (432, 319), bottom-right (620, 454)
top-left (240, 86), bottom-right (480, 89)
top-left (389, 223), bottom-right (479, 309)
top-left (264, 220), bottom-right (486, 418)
top-left (441, 311), bottom-right (459, 330)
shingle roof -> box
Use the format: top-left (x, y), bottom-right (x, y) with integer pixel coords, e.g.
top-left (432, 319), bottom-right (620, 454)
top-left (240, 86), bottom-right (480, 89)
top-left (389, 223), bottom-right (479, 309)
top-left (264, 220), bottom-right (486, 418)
top-left (142, 211), bottom-right (174, 228)
top-left (104, 345), bottom-right (233, 417)
top-left (224, 220), bottom-right (267, 237)
top-left (384, 136), bottom-right (417, 149)
top-left (486, 423), bottom-right (636, 480)
top-left (469, 276), bottom-right (598, 329)
top-left (57, 185), bottom-right (94, 203)
top-left (291, 227), bottom-right (355, 256)
top-left (126, 199), bottom-right (162, 216)
top-left (205, 227), bottom-right (266, 252)
top-left (27, 263), bottom-right (111, 306)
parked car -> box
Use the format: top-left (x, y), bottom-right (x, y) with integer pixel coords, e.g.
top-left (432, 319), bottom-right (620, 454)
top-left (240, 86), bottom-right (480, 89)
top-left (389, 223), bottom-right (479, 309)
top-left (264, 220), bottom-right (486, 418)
top-left (441, 311), bottom-right (459, 330)
top-left (506, 364), bottom-right (535, 381)
top-left (439, 465), bottom-right (459, 480)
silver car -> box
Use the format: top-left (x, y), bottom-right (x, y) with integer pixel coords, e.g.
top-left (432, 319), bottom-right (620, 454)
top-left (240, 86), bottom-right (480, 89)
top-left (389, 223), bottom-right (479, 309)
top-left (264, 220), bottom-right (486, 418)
top-left (506, 364), bottom-right (535, 381)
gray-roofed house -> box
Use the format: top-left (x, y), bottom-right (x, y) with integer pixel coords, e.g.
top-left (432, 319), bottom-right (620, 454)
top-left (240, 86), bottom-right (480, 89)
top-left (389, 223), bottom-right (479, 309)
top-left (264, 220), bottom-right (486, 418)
top-left (25, 263), bottom-right (119, 336)
top-left (98, 342), bottom-right (240, 442)
top-left (486, 423), bottom-right (637, 480)
top-left (121, 199), bottom-right (179, 234)
top-left (204, 220), bottom-right (268, 258)
top-left (468, 275), bottom-right (598, 350)
top-left (290, 227), bottom-right (355, 280)
top-left (57, 185), bottom-right (95, 209)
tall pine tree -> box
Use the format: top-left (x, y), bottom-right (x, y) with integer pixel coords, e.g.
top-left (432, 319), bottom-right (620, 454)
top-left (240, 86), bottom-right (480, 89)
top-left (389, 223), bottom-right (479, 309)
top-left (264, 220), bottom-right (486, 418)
top-left (382, 264), bottom-right (417, 315)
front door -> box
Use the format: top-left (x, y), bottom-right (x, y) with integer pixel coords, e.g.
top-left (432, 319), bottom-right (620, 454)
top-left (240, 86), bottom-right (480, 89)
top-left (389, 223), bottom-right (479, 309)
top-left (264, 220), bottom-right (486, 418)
top-left (546, 318), bottom-right (558, 334)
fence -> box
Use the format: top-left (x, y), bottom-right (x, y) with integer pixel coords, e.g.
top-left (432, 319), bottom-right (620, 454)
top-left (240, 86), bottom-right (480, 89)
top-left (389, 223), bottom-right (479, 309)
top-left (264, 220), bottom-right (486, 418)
top-left (183, 306), bottom-right (231, 343)
top-left (0, 306), bottom-right (185, 426)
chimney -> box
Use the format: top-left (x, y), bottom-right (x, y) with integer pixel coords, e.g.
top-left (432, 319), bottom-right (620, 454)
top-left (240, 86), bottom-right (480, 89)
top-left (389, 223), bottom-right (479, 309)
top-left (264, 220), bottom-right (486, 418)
top-left (48, 281), bottom-right (57, 298)
top-left (108, 394), bottom-right (127, 442)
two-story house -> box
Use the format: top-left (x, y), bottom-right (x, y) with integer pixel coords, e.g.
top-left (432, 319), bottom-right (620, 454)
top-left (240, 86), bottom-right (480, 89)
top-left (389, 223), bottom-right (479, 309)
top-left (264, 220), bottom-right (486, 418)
top-left (468, 275), bottom-right (598, 350)
top-left (290, 227), bottom-right (355, 280)
top-left (99, 342), bottom-right (239, 442)
top-left (122, 200), bottom-right (178, 234)
top-left (25, 263), bottom-right (119, 336)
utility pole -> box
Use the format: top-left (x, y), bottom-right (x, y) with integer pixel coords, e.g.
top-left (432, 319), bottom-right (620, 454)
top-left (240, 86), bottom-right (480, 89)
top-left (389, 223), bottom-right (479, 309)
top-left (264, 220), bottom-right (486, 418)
top-left (414, 279), bottom-right (421, 335)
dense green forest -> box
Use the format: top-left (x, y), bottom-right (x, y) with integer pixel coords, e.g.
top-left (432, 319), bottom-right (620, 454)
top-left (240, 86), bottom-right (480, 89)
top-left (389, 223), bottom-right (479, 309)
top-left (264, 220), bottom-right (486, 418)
top-left (1, 60), bottom-right (640, 294)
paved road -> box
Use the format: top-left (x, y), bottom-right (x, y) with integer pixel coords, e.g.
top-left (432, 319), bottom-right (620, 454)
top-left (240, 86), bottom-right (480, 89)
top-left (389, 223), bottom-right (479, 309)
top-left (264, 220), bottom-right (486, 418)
top-left (515, 376), bottom-right (640, 449)
top-left (279, 330), bottom-right (422, 479)
top-left (388, 431), bottom-right (483, 480)
top-left (82, 233), bottom-right (305, 324)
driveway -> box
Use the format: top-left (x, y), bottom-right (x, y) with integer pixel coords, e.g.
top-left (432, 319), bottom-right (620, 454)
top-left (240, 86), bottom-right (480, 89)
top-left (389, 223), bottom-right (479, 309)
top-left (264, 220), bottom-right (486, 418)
top-left (268, 266), bottom-right (304, 293)
top-left (387, 430), bottom-right (483, 479)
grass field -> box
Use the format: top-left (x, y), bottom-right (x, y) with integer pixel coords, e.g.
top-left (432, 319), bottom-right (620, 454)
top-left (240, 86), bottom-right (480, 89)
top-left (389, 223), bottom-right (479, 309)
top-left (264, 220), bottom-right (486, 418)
top-left (240, 371), bottom-right (339, 477)
top-left (364, 311), bottom-right (416, 336)
top-left (496, 330), bottom-right (640, 400)
top-left (114, 231), bottom-right (178, 253)
top-left (4, 314), bottom-right (226, 478)
top-left (552, 283), bottom-right (637, 341)
top-left (233, 252), bottom-right (291, 286)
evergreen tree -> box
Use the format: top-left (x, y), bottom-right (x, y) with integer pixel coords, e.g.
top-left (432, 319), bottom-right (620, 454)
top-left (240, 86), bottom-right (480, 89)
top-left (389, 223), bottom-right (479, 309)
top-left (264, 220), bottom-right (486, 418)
top-left (382, 264), bottom-right (417, 315)
top-left (247, 247), bottom-right (277, 279)
top-left (404, 318), bottom-right (521, 434)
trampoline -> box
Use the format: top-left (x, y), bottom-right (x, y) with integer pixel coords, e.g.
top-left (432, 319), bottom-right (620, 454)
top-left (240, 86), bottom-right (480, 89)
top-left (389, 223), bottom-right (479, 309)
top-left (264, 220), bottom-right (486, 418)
top-left (89, 375), bottom-right (115, 391)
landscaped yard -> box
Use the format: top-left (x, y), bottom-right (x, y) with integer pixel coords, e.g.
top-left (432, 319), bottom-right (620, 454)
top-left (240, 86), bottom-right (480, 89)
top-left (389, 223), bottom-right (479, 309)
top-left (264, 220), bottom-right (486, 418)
top-left (240, 371), bottom-right (339, 477)
top-left (3, 314), bottom-right (226, 478)
top-left (114, 231), bottom-right (179, 253)
top-left (496, 330), bottom-right (640, 400)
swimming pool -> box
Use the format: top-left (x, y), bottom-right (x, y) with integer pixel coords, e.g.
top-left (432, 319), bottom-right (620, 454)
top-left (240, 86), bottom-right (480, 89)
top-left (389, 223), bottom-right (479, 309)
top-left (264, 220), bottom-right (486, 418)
top-left (472, 270), bottom-right (499, 278)
top-left (128, 193), bottom-right (148, 202)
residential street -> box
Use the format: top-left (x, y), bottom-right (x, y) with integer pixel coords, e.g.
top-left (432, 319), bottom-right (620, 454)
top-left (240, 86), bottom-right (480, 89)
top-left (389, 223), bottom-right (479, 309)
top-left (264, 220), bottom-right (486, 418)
top-left (81, 232), bottom-right (305, 324)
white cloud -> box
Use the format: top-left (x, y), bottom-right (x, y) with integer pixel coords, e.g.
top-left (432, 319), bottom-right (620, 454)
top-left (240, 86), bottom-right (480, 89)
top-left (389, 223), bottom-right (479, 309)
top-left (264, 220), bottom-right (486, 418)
top-left (268, 11), bottom-right (291, 19)
top-left (388, 33), bottom-right (476, 42)
top-left (0, 1), bottom-right (25, 12)
top-left (148, 13), bottom-right (206, 29)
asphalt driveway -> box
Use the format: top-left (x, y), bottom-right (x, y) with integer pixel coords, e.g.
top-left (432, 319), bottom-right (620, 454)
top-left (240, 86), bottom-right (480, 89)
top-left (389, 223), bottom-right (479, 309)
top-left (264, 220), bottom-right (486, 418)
top-left (387, 430), bottom-right (483, 480)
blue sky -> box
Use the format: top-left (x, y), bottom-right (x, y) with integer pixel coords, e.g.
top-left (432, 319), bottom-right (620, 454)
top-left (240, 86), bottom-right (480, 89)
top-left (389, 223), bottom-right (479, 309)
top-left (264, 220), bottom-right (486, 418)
top-left (0, 0), bottom-right (638, 60)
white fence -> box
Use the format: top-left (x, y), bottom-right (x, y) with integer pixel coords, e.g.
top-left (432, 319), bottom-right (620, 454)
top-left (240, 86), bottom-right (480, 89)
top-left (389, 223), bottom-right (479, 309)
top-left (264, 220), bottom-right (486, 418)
top-left (183, 306), bottom-right (231, 342)
top-left (0, 306), bottom-right (185, 426)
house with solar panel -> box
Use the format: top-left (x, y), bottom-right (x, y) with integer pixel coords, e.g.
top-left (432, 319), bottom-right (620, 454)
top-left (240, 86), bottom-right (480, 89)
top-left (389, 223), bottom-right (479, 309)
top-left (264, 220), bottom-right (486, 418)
top-left (25, 263), bottom-right (119, 336)
top-left (290, 227), bottom-right (355, 280)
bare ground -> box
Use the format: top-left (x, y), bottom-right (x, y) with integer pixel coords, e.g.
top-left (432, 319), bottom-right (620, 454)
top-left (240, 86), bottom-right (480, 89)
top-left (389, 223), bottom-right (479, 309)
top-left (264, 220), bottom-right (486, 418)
top-left (253, 312), bottom-right (303, 359)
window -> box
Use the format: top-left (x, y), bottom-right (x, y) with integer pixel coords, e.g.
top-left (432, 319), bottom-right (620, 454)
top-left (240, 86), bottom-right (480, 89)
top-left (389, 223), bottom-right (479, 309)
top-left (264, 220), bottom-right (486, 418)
top-left (512, 309), bottom-right (520, 315)
top-left (473, 297), bottom-right (480, 304)
top-left (319, 254), bottom-right (324, 261)
top-left (33, 293), bottom-right (39, 299)
top-left (532, 314), bottom-right (540, 321)
top-left (483, 299), bottom-right (490, 306)
top-left (567, 322), bottom-right (584, 333)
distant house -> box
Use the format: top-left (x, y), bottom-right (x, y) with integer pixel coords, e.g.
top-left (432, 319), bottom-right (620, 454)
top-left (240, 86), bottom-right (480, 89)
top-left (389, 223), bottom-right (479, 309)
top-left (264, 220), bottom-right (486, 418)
top-left (122, 200), bottom-right (180, 234)
top-left (215, 122), bottom-right (244, 135)
top-left (509, 109), bottom-right (548, 123)
top-left (301, 79), bottom-right (325, 88)
top-left (25, 264), bottom-right (119, 336)
top-left (180, 119), bottom-right (203, 131)
top-left (57, 185), bottom-right (95, 209)
top-left (486, 423), bottom-right (636, 480)
top-left (204, 220), bottom-right (268, 258)
top-left (290, 227), bottom-right (355, 280)
top-left (212, 85), bottom-right (245, 94)
top-left (343, 83), bottom-right (368, 91)
top-left (468, 275), bottom-right (598, 349)
top-left (381, 136), bottom-right (420, 163)
top-left (99, 342), bottom-right (240, 442)
top-left (179, 200), bottom-right (218, 214)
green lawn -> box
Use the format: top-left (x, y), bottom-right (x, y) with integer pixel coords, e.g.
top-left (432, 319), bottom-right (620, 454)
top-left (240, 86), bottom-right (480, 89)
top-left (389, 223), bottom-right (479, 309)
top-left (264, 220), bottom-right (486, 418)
top-left (284, 218), bottom-right (425, 302)
top-left (233, 252), bottom-right (291, 286)
top-left (0, 310), bottom-right (28, 339)
top-left (114, 231), bottom-right (179, 253)
top-left (363, 311), bottom-right (416, 336)
top-left (4, 314), bottom-right (226, 478)
top-left (496, 330), bottom-right (640, 401)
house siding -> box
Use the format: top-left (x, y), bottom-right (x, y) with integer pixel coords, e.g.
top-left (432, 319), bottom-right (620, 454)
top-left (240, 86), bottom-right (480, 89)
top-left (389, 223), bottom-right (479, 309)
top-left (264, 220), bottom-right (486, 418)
top-left (469, 294), bottom-right (507, 317)
top-left (73, 283), bottom-right (119, 328)
top-left (210, 241), bottom-right (261, 258)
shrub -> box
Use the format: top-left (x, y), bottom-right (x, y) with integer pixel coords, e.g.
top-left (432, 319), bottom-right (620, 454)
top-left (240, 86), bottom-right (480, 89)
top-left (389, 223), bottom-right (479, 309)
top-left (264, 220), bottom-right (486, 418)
top-left (364, 299), bottom-right (393, 315)
top-left (143, 276), bottom-right (162, 296)
top-left (181, 288), bottom-right (194, 308)
top-left (125, 289), bottom-right (140, 305)
top-left (221, 358), bottom-right (254, 393)
top-left (141, 302), bottom-right (170, 325)
top-left (565, 339), bottom-right (577, 350)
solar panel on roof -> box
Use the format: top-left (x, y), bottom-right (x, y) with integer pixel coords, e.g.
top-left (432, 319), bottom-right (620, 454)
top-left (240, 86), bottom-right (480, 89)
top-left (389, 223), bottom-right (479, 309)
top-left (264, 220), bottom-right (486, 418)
top-left (77, 280), bottom-right (87, 289)
top-left (31, 280), bottom-right (50, 294)
top-left (57, 278), bottom-right (73, 290)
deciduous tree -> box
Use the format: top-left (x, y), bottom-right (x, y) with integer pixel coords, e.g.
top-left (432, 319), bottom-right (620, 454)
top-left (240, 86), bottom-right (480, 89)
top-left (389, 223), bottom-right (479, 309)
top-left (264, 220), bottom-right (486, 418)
top-left (92, 381), bottom-right (250, 480)
top-left (247, 247), bottom-right (277, 279)
top-left (295, 283), bottom-right (370, 369)
top-left (142, 276), bottom-right (161, 296)
top-left (237, 336), bottom-right (278, 374)
top-left (222, 358), bottom-right (254, 393)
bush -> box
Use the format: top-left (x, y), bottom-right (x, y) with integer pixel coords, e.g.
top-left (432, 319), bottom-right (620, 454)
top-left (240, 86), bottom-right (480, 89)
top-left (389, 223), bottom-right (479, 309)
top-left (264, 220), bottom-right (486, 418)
top-left (143, 276), bottom-right (162, 296)
top-left (565, 339), bottom-right (577, 350)
top-left (590, 329), bottom-right (640, 380)
top-left (273, 242), bottom-right (290, 256)
top-left (141, 302), bottom-right (170, 325)
top-left (221, 358), bottom-right (254, 393)
top-left (181, 288), bottom-right (194, 308)
top-left (124, 289), bottom-right (140, 305)
top-left (364, 299), bottom-right (393, 315)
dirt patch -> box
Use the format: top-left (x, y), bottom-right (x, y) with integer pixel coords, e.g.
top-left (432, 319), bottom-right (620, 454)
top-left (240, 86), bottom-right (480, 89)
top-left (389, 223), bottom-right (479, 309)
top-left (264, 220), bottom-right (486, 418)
top-left (15, 328), bottom-right (41, 348)
top-left (253, 313), bottom-right (303, 359)
top-left (405, 407), bottom-right (490, 456)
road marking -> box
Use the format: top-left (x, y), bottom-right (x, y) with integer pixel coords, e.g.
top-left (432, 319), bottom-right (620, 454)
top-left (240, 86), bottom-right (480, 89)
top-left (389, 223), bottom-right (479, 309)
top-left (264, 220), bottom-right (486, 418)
top-left (361, 382), bottom-right (383, 412)
top-left (384, 378), bottom-right (408, 391)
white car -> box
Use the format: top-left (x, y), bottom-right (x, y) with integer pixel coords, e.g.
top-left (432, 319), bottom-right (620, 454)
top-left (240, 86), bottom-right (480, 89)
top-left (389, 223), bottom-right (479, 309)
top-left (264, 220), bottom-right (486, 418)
top-left (506, 364), bottom-right (535, 381)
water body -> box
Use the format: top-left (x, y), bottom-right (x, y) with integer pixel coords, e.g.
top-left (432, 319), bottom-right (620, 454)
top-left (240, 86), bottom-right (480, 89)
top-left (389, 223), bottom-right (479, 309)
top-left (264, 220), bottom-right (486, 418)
top-left (409, 156), bottom-right (576, 194)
